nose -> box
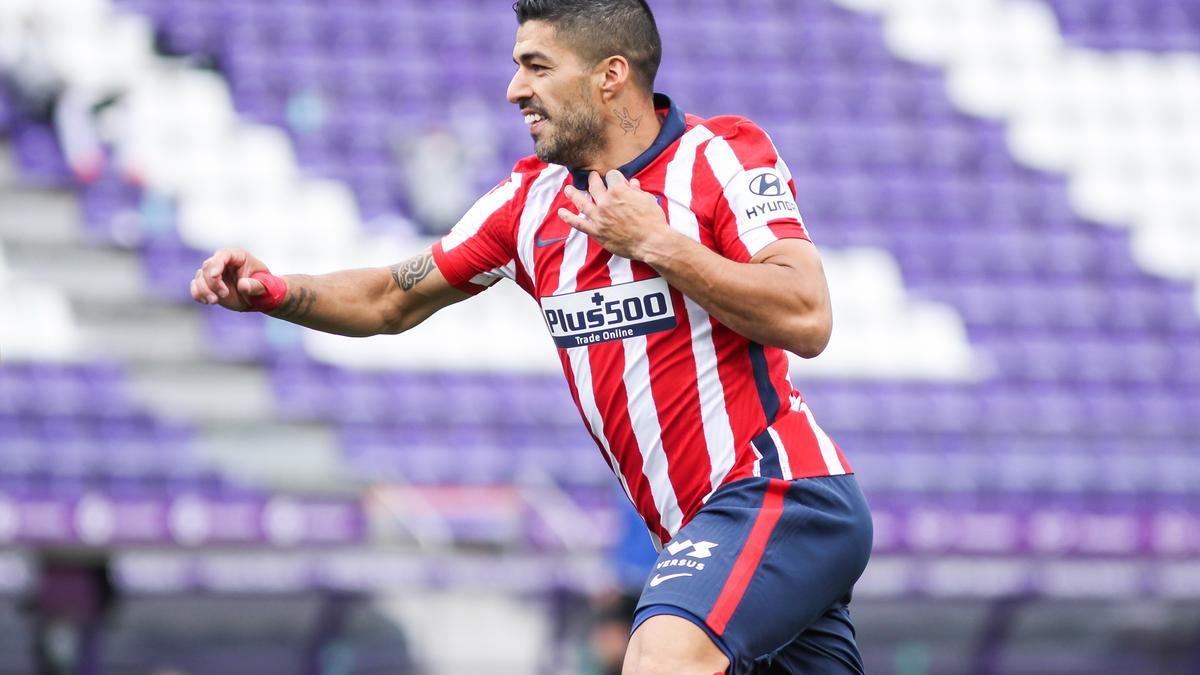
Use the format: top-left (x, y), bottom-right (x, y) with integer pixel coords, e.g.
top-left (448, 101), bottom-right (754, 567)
top-left (507, 68), bottom-right (531, 105)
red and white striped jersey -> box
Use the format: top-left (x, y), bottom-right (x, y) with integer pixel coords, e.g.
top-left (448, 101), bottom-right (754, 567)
top-left (432, 94), bottom-right (852, 547)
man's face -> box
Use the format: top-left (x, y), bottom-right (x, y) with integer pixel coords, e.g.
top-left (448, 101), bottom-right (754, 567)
top-left (507, 20), bottom-right (606, 168)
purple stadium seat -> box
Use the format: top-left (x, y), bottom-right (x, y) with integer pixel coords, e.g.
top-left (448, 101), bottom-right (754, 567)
top-left (0, 0), bottom-right (1187, 504)
top-left (1045, 0), bottom-right (1200, 52)
top-left (11, 121), bottom-right (73, 186)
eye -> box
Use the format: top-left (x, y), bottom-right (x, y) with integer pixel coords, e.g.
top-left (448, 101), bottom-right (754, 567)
top-left (529, 64), bottom-right (548, 73)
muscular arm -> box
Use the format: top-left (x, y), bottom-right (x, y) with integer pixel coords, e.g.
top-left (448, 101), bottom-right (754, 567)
top-left (191, 248), bottom-right (469, 337)
top-left (639, 235), bottom-right (831, 357)
top-left (560, 171), bottom-right (833, 358)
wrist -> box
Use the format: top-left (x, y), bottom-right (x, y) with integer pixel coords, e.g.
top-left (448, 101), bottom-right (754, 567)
top-left (248, 271), bottom-right (288, 313)
top-left (638, 227), bottom-right (684, 268)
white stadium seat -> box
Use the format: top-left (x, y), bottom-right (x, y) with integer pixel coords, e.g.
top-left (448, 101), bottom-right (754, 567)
top-left (834, 0), bottom-right (1200, 318)
top-left (0, 0), bottom-right (986, 379)
top-left (0, 283), bottom-right (80, 361)
top-left (789, 248), bottom-right (980, 381)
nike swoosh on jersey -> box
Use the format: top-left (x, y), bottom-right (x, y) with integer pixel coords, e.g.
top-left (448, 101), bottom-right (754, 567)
top-left (535, 235), bottom-right (570, 248)
top-left (649, 573), bottom-right (693, 587)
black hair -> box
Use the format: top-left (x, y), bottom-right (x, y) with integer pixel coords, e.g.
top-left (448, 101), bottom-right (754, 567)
top-left (513, 0), bottom-right (662, 92)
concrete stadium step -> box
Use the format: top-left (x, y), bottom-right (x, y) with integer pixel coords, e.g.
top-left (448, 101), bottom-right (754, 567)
top-left (0, 143), bottom-right (17, 189)
top-left (380, 591), bottom-right (548, 673)
top-left (0, 187), bottom-right (82, 245)
top-left (196, 421), bottom-right (355, 494)
top-left (74, 301), bottom-right (209, 363)
top-left (127, 362), bottom-right (277, 423)
top-left (4, 240), bottom-right (144, 301)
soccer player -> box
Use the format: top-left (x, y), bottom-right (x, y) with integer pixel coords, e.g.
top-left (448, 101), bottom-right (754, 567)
top-left (190, 1), bottom-right (873, 672)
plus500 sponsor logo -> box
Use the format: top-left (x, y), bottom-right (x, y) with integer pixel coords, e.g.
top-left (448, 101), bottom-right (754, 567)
top-left (541, 277), bottom-right (677, 348)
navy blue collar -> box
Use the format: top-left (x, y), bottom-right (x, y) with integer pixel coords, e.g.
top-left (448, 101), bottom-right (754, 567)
top-left (568, 93), bottom-right (687, 190)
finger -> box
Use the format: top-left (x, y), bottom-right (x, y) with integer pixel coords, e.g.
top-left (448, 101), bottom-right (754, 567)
top-left (194, 269), bottom-right (219, 304)
top-left (210, 249), bottom-right (251, 297)
top-left (210, 267), bottom-right (231, 299)
top-left (215, 264), bottom-right (243, 298)
top-left (204, 253), bottom-right (226, 279)
top-left (587, 171), bottom-right (608, 203)
top-left (606, 170), bottom-right (627, 191)
top-left (195, 266), bottom-right (221, 300)
top-left (629, 178), bottom-right (641, 190)
top-left (237, 277), bottom-right (266, 297)
top-left (206, 248), bottom-right (246, 279)
top-left (562, 185), bottom-right (595, 215)
top-left (558, 208), bottom-right (595, 235)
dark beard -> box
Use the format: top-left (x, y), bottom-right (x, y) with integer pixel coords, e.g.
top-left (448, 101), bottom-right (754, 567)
top-left (534, 101), bottom-right (606, 169)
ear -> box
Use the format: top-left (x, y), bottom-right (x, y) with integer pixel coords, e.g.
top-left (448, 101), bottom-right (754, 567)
top-left (596, 55), bottom-right (631, 103)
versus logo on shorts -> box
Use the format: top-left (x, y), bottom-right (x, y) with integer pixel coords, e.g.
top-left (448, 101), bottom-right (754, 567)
top-left (649, 539), bottom-right (719, 585)
top-left (666, 539), bottom-right (719, 558)
top-left (541, 277), bottom-right (677, 348)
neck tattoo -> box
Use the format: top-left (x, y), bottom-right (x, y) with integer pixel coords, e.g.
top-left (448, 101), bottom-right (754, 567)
top-left (614, 107), bottom-right (642, 135)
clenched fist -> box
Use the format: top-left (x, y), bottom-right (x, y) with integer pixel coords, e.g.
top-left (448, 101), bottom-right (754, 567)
top-left (189, 248), bottom-right (278, 312)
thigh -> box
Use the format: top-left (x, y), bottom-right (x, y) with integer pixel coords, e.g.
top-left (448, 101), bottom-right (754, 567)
top-left (633, 475), bottom-right (873, 675)
top-left (756, 602), bottom-right (866, 675)
top-left (623, 614), bottom-right (729, 675)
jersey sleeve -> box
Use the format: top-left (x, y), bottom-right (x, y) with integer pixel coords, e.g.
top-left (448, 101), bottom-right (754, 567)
top-left (700, 120), bottom-right (811, 263)
top-left (430, 175), bottom-right (522, 295)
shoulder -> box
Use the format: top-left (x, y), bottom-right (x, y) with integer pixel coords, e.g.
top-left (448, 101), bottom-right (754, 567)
top-left (687, 115), bottom-right (781, 180)
top-left (511, 154), bottom-right (550, 178)
top-left (687, 114), bottom-right (771, 140)
top-left (512, 154), bottom-right (576, 183)
top-left (464, 156), bottom-right (564, 231)
top-left (494, 155), bottom-right (570, 196)
top-left (473, 155), bottom-right (551, 205)
top-left (687, 115), bottom-right (780, 172)
top-left (452, 158), bottom-right (548, 239)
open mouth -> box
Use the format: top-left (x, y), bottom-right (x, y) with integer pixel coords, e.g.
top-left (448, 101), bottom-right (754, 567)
top-left (524, 111), bottom-right (548, 134)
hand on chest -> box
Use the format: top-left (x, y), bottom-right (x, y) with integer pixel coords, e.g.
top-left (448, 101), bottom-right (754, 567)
top-left (529, 179), bottom-right (687, 349)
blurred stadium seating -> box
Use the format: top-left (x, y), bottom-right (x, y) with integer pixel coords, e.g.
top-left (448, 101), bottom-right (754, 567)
top-left (0, 0), bottom-right (1198, 672)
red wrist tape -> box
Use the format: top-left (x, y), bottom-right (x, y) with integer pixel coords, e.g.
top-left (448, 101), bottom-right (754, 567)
top-left (248, 271), bottom-right (288, 313)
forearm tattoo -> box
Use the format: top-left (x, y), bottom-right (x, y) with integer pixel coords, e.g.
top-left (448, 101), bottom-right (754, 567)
top-left (615, 106), bottom-right (642, 135)
top-left (270, 286), bottom-right (317, 321)
top-left (390, 253), bottom-right (435, 291)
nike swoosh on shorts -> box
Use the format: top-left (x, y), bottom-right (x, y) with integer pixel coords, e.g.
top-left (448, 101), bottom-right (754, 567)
top-left (649, 573), bottom-right (693, 587)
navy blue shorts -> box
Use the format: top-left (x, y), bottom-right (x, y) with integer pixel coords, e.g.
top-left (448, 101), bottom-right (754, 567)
top-left (632, 474), bottom-right (873, 674)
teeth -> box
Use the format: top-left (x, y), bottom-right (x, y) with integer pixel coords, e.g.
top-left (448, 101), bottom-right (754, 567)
top-left (524, 113), bottom-right (546, 125)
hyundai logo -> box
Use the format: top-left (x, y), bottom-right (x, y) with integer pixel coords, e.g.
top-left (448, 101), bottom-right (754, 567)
top-left (749, 172), bottom-right (785, 197)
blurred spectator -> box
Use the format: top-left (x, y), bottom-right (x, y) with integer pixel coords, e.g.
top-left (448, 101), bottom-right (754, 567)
top-left (53, 89), bottom-right (109, 183)
top-left (29, 555), bottom-right (116, 675)
top-left (286, 87), bottom-right (328, 137)
top-left (581, 590), bottom-right (639, 675)
top-left (0, 8), bottom-right (113, 184)
top-left (397, 126), bottom-right (471, 232)
top-left (394, 98), bottom-right (501, 233)
top-left (0, 11), bottom-right (61, 110)
top-left (576, 491), bottom-right (658, 674)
